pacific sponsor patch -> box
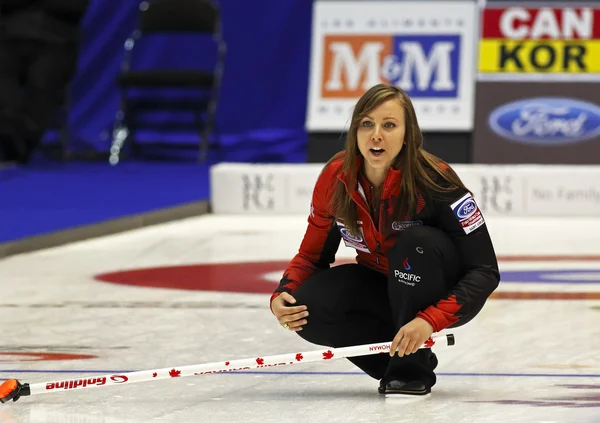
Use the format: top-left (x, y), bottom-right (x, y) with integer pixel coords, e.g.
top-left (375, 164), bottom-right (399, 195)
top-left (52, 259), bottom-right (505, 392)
top-left (336, 222), bottom-right (371, 253)
top-left (450, 193), bottom-right (485, 234)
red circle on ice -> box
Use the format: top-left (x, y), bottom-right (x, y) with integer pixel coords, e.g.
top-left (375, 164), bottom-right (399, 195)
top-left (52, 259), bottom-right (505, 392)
top-left (0, 352), bottom-right (97, 362)
top-left (95, 261), bottom-right (295, 294)
top-left (94, 256), bottom-right (600, 300)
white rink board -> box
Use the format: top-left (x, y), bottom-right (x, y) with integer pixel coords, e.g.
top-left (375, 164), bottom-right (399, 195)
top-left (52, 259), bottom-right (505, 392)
top-left (210, 163), bottom-right (600, 217)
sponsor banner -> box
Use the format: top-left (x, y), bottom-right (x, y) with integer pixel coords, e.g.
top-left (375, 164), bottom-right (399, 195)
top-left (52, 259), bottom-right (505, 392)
top-left (472, 82), bottom-right (600, 164)
top-left (306, 1), bottom-right (478, 131)
top-left (478, 6), bottom-right (600, 78)
top-left (451, 166), bottom-right (524, 216)
top-left (452, 164), bottom-right (600, 217)
top-left (524, 171), bottom-right (600, 216)
top-left (210, 163), bottom-right (323, 214)
top-left (210, 163), bottom-right (600, 217)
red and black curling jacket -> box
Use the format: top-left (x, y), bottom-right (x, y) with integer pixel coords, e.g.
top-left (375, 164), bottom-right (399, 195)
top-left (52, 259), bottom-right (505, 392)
top-left (271, 153), bottom-right (500, 332)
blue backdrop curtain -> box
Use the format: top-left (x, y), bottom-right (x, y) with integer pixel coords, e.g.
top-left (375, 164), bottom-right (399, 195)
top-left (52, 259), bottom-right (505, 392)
top-left (60, 0), bottom-right (313, 163)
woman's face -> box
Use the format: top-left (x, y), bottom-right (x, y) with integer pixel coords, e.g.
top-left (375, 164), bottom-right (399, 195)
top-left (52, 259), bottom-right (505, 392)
top-left (356, 99), bottom-right (405, 173)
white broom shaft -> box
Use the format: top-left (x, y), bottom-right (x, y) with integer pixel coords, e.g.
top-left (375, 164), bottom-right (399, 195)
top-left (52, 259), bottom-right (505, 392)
top-left (27, 333), bottom-right (453, 396)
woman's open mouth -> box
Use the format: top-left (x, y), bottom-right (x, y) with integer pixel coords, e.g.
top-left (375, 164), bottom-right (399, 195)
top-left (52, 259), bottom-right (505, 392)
top-left (370, 147), bottom-right (385, 157)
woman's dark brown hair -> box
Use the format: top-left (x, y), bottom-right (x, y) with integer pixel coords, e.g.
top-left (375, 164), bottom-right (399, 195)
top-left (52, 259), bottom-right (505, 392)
top-left (328, 83), bottom-right (467, 236)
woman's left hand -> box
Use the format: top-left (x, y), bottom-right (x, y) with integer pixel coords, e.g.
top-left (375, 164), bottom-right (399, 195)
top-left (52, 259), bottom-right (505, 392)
top-left (390, 317), bottom-right (434, 357)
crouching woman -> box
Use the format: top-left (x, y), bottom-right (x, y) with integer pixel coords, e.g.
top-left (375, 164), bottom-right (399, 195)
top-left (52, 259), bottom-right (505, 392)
top-left (270, 84), bottom-right (500, 396)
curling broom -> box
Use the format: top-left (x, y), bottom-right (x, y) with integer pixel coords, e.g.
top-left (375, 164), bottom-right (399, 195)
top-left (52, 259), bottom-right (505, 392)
top-left (0, 333), bottom-right (454, 403)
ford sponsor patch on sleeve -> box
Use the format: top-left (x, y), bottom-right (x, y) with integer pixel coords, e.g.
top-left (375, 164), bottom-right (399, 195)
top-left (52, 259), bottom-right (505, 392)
top-left (450, 193), bottom-right (485, 234)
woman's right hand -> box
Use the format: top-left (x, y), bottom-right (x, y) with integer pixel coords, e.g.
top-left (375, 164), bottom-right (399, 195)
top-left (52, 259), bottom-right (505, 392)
top-left (271, 292), bottom-right (309, 332)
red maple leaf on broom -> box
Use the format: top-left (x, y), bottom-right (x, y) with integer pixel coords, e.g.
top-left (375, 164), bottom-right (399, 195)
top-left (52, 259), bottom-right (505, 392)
top-left (256, 357), bottom-right (264, 365)
top-left (322, 350), bottom-right (334, 360)
top-left (169, 369), bottom-right (181, 378)
top-left (225, 361), bottom-right (230, 366)
top-left (424, 338), bottom-right (435, 348)
top-left (295, 353), bottom-right (303, 362)
top-left (152, 372), bottom-right (157, 378)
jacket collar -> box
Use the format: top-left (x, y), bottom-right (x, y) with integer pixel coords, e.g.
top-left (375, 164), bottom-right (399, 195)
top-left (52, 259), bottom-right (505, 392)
top-left (337, 155), bottom-right (402, 198)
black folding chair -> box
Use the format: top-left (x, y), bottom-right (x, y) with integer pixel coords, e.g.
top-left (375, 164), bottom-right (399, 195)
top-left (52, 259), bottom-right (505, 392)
top-left (109, 0), bottom-right (226, 164)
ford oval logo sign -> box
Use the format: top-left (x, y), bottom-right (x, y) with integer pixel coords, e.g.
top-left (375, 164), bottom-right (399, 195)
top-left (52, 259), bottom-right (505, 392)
top-left (488, 97), bottom-right (600, 145)
top-left (457, 198), bottom-right (477, 219)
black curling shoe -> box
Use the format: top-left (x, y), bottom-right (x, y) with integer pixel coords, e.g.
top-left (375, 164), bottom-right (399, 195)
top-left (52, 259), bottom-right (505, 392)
top-left (378, 379), bottom-right (431, 395)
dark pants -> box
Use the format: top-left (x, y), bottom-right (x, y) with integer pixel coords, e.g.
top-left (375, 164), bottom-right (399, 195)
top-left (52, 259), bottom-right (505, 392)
top-left (293, 225), bottom-right (462, 388)
top-left (0, 39), bottom-right (79, 163)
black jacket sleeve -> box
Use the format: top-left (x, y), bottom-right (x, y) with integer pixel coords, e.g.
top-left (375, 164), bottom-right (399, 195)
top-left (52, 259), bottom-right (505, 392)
top-left (416, 188), bottom-right (500, 331)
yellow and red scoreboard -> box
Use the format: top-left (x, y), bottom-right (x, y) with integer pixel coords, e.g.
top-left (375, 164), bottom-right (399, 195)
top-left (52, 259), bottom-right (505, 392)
top-left (479, 6), bottom-right (600, 74)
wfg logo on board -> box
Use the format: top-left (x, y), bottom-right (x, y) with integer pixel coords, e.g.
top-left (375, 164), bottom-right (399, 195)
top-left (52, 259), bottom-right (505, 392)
top-left (321, 35), bottom-right (461, 98)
